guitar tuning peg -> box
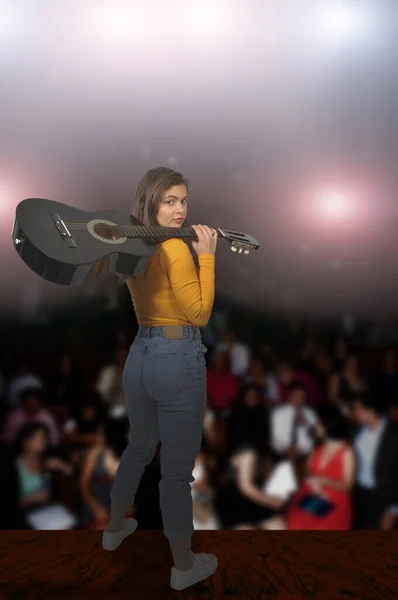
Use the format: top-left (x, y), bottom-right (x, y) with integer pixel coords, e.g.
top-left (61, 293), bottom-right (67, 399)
top-left (238, 248), bottom-right (243, 254)
top-left (231, 246), bottom-right (237, 252)
top-left (244, 249), bottom-right (250, 255)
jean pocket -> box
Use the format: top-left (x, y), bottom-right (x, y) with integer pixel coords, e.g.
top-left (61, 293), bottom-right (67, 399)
top-left (150, 348), bottom-right (192, 395)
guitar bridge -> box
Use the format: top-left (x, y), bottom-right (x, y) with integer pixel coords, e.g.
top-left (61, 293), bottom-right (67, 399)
top-left (50, 213), bottom-right (77, 248)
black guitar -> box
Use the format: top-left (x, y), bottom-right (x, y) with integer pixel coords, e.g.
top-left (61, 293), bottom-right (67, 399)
top-left (12, 198), bottom-right (260, 286)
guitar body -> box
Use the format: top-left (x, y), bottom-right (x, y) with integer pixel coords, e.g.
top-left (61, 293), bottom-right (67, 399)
top-left (12, 198), bottom-right (156, 285)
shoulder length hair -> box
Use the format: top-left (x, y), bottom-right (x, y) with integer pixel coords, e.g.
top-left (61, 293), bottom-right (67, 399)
top-left (131, 167), bottom-right (189, 226)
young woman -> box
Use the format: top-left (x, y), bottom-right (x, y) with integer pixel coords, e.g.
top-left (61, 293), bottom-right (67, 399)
top-left (284, 408), bottom-right (355, 530)
top-left (102, 167), bottom-right (219, 591)
top-left (13, 422), bottom-right (73, 515)
top-left (79, 421), bottom-right (122, 529)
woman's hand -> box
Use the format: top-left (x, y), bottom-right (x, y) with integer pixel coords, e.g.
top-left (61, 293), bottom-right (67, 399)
top-left (46, 457), bottom-right (73, 475)
top-left (191, 224), bottom-right (218, 256)
top-left (306, 476), bottom-right (328, 497)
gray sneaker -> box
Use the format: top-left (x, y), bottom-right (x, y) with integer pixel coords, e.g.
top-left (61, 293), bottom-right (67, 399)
top-left (170, 551), bottom-right (218, 591)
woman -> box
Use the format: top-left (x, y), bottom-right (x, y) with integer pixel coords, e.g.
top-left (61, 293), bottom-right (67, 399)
top-left (101, 167), bottom-right (219, 591)
top-left (13, 422), bottom-right (72, 516)
top-left (79, 421), bottom-right (122, 529)
top-left (285, 408), bottom-right (355, 530)
top-left (63, 398), bottom-right (104, 469)
top-left (226, 384), bottom-right (269, 457)
top-left (213, 444), bottom-right (286, 531)
top-left (216, 386), bottom-right (285, 530)
top-left (243, 356), bottom-right (269, 401)
top-left (206, 350), bottom-right (239, 417)
top-left (328, 355), bottom-right (367, 410)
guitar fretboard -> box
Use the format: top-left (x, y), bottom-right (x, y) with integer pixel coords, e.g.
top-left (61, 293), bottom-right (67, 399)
top-left (116, 225), bottom-right (204, 239)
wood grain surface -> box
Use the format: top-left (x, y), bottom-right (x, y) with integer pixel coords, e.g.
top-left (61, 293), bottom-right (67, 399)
top-left (1, 530), bottom-right (398, 599)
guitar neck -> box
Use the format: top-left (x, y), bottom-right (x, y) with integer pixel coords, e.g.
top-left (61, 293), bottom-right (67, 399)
top-left (117, 225), bottom-right (220, 241)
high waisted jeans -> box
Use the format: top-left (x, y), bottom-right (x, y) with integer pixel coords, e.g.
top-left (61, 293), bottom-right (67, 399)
top-left (110, 325), bottom-right (207, 539)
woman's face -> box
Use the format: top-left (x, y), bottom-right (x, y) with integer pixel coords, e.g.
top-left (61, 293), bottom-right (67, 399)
top-left (25, 429), bottom-right (47, 454)
top-left (156, 184), bottom-right (187, 228)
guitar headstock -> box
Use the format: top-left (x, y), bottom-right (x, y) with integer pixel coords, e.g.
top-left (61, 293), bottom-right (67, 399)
top-left (217, 228), bottom-right (259, 255)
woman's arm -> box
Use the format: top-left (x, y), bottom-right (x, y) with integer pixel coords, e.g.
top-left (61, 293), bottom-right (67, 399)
top-left (159, 239), bottom-right (215, 327)
top-left (236, 451), bottom-right (285, 510)
top-left (19, 488), bottom-right (50, 507)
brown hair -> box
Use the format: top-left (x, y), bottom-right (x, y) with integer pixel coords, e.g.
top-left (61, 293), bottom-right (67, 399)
top-left (131, 167), bottom-right (189, 226)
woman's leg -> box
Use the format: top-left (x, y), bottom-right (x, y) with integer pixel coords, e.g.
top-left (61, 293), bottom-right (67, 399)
top-left (144, 335), bottom-right (207, 569)
top-left (107, 343), bottom-right (159, 533)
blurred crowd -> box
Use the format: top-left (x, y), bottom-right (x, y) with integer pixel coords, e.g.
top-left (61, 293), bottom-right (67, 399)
top-left (1, 312), bottom-right (398, 531)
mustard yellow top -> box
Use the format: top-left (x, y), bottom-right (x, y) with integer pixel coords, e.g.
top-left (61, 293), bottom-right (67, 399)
top-left (125, 238), bottom-right (215, 327)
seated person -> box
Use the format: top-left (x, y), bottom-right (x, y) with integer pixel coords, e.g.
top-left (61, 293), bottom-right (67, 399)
top-left (284, 408), bottom-right (355, 530)
top-left (270, 382), bottom-right (319, 462)
top-left (213, 437), bottom-right (286, 530)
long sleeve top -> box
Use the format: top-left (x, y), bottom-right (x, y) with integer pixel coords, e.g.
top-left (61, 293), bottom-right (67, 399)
top-left (125, 238), bottom-right (215, 327)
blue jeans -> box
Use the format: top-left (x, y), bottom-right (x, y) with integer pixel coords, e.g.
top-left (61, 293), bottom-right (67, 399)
top-left (110, 325), bottom-right (207, 539)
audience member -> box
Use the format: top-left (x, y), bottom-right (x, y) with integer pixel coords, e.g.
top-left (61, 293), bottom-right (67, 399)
top-left (48, 352), bottom-right (83, 414)
top-left (332, 338), bottom-right (350, 372)
top-left (270, 382), bottom-right (319, 461)
top-left (96, 345), bottom-right (129, 418)
top-left (328, 355), bottom-right (367, 412)
top-left (206, 350), bottom-right (239, 417)
top-left (78, 420), bottom-right (124, 529)
top-left (217, 331), bottom-right (251, 377)
top-left (63, 398), bottom-right (105, 467)
top-left (226, 384), bottom-right (269, 458)
top-left (285, 407), bottom-right (355, 530)
top-left (1, 388), bottom-right (60, 449)
top-left (6, 361), bottom-right (43, 409)
top-left (351, 393), bottom-right (398, 530)
top-left (243, 356), bottom-right (269, 400)
top-left (269, 360), bottom-right (320, 406)
top-left (213, 436), bottom-right (286, 531)
top-left (13, 422), bottom-right (72, 517)
top-left (369, 348), bottom-right (398, 412)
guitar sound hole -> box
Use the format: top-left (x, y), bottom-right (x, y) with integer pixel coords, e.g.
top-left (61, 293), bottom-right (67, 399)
top-left (93, 223), bottom-right (121, 240)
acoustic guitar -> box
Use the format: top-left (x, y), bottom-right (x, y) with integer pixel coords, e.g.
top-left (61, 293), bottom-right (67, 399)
top-left (12, 198), bottom-right (259, 286)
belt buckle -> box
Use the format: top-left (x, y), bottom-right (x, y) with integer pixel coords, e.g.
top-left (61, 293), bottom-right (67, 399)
top-left (162, 325), bottom-right (184, 339)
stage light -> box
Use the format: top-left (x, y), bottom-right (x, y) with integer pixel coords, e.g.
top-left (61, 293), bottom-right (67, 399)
top-left (86, 3), bottom-right (149, 45)
top-left (317, 190), bottom-right (354, 220)
top-left (180, 0), bottom-right (233, 37)
top-left (316, 0), bottom-right (365, 43)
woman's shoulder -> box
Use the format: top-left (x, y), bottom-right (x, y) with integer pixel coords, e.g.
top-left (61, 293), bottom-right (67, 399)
top-left (160, 238), bottom-right (187, 252)
top-left (158, 238), bottom-right (190, 263)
